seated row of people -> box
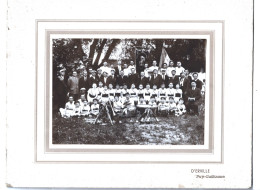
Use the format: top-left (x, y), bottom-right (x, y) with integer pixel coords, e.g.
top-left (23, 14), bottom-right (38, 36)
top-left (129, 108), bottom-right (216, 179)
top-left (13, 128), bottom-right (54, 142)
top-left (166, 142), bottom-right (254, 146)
top-left (59, 93), bottom-right (186, 118)
top-left (86, 82), bottom-right (185, 103)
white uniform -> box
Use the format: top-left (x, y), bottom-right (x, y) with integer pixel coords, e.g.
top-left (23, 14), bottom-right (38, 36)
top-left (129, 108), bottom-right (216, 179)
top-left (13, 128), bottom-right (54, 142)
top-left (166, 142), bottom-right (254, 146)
top-left (158, 102), bottom-right (169, 111)
top-left (175, 66), bottom-right (185, 75)
top-left (176, 104), bottom-right (186, 116)
top-left (108, 89), bottom-right (115, 101)
top-left (101, 90), bottom-right (110, 102)
top-left (168, 102), bottom-right (177, 115)
top-left (158, 88), bottom-right (167, 100)
top-left (151, 89), bottom-right (159, 102)
top-left (149, 66), bottom-right (159, 72)
top-left (166, 67), bottom-right (175, 77)
top-left (128, 88), bottom-right (138, 102)
top-left (99, 66), bottom-right (111, 75)
top-left (174, 89), bottom-right (183, 102)
top-left (113, 101), bottom-right (123, 113)
top-left (167, 88), bottom-right (175, 101)
top-left (123, 68), bottom-right (130, 76)
top-left (143, 89), bottom-right (152, 101)
top-left (128, 65), bottom-right (136, 74)
top-left (143, 68), bottom-right (150, 77)
top-left (137, 89), bottom-right (144, 100)
top-left (87, 88), bottom-right (99, 102)
top-left (91, 104), bottom-right (100, 115)
top-left (114, 89), bottom-right (122, 98)
top-left (59, 101), bottom-right (75, 117)
top-left (81, 105), bottom-right (91, 116)
top-left (73, 106), bottom-right (82, 116)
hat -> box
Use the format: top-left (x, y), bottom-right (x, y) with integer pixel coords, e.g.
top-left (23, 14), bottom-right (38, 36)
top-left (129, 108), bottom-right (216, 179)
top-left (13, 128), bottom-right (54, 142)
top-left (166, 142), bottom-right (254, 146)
top-left (80, 88), bottom-right (86, 91)
top-left (97, 68), bottom-right (102, 71)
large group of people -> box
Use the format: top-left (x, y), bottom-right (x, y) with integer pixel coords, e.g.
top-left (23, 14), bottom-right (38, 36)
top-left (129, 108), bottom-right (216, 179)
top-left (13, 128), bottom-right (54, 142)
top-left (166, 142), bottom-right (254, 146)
top-left (54, 59), bottom-right (206, 123)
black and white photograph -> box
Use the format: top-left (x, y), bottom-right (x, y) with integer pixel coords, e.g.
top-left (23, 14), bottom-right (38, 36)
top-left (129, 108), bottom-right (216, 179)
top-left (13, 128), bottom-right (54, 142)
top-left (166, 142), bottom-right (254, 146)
top-left (52, 38), bottom-right (207, 145)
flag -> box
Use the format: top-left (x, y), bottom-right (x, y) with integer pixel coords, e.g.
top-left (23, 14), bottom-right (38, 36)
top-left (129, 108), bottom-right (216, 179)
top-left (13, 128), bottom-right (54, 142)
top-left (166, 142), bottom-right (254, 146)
top-left (159, 47), bottom-right (170, 67)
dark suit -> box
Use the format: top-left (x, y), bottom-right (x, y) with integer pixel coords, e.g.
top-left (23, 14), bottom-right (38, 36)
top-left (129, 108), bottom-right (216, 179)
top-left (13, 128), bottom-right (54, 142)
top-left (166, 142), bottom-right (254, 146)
top-left (146, 76), bottom-right (153, 86)
top-left (117, 75), bottom-right (128, 86)
top-left (115, 66), bottom-right (122, 77)
top-left (54, 77), bottom-right (68, 109)
top-left (160, 74), bottom-right (169, 87)
top-left (107, 75), bottom-right (117, 87)
top-left (185, 88), bottom-right (201, 114)
top-left (193, 79), bottom-right (203, 90)
top-left (88, 76), bottom-right (99, 87)
top-left (100, 76), bottom-right (110, 87)
top-left (96, 74), bottom-right (103, 83)
top-left (179, 77), bottom-right (190, 92)
top-left (79, 76), bottom-right (89, 92)
top-left (139, 76), bottom-right (149, 87)
top-left (128, 73), bottom-right (139, 87)
top-left (151, 74), bottom-right (162, 87)
top-left (168, 75), bottom-right (179, 88)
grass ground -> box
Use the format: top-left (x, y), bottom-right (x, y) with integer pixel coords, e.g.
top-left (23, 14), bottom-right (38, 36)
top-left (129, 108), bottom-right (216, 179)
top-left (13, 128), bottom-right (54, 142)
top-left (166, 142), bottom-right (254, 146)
top-left (52, 100), bottom-right (205, 145)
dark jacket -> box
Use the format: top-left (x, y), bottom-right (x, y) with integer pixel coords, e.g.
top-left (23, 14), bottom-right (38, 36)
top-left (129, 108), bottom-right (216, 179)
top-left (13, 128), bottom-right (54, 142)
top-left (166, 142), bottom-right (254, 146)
top-left (160, 74), bottom-right (169, 87)
top-left (107, 75), bottom-right (117, 87)
top-left (151, 74), bottom-right (162, 88)
top-left (117, 75), bottom-right (128, 86)
top-left (168, 75), bottom-right (179, 88)
top-left (128, 73), bottom-right (139, 87)
top-left (139, 76), bottom-right (149, 87)
top-left (79, 76), bottom-right (89, 91)
top-left (185, 88), bottom-right (201, 103)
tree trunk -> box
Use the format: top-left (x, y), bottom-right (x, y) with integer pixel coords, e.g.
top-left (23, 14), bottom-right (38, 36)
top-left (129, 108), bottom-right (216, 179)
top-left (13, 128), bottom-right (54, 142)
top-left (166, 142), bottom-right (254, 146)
top-left (102, 39), bottom-right (120, 62)
top-left (89, 39), bottom-right (99, 64)
top-left (93, 39), bottom-right (107, 69)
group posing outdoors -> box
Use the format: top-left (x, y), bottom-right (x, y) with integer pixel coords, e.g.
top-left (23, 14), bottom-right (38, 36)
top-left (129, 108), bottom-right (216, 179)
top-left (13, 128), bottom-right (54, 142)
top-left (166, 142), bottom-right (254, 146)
top-left (54, 59), bottom-right (206, 123)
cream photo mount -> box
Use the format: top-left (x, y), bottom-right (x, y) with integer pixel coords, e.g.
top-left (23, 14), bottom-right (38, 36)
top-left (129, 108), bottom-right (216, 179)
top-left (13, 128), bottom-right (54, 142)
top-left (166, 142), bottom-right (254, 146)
top-left (35, 20), bottom-right (224, 163)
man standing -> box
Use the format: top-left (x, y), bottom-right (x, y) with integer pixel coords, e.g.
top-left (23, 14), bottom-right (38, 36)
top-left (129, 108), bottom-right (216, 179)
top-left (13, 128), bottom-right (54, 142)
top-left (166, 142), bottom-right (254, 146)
top-left (179, 72), bottom-right (190, 92)
top-left (96, 68), bottom-right (103, 82)
top-left (175, 61), bottom-right (185, 76)
top-left (192, 72), bottom-right (203, 90)
top-left (99, 61), bottom-right (111, 75)
top-left (88, 70), bottom-right (98, 87)
top-left (149, 60), bottom-right (159, 72)
top-left (143, 63), bottom-right (150, 77)
top-left (185, 81), bottom-right (201, 115)
top-left (67, 71), bottom-right (79, 100)
top-left (151, 69), bottom-right (162, 88)
top-left (166, 60), bottom-right (175, 77)
top-left (79, 70), bottom-right (89, 93)
top-left (101, 71), bottom-right (109, 87)
top-left (160, 69), bottom-right (169, 87)
top-left (139, 71), bottom-right (148, 87)
top-left (115, 60), bottom-right (122, 77)
top-left (117, 70), bottom-right (128, 87)
top-left (54, 68), bottom-right (68, 111)
top-left (123, 63), bottom-right (130, 76)
top-left (107, 69), bottom-right (117, 87)
top-left (168, 70), bottom-right (179, 88)
top-left (128, 68), bottom-right (139, 87)
top-left (128, 60), bottom-right (136, 74)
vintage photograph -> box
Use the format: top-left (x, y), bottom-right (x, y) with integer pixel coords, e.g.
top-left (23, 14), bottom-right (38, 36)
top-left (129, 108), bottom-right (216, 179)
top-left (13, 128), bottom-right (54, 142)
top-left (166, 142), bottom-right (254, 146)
top-left (52, 38), bottom-right (207, 145)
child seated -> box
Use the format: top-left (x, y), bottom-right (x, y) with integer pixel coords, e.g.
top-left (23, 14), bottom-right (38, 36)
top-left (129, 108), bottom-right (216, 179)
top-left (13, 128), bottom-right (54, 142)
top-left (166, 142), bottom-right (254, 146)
top-left (158, 83), bottom-right (167, 100)
top-left (168, 97), bottom-right (177, 115)
top-left (158, 97), bottom-right (169, 115)
top-left (167, 82), bottom-right (175, 101)
top-left (148, 97), bottom-right (157, 107)
top-left (137, 84), bottom-right (144, 100)
top-left (91, 98), bottom-right (100, 116)
top-left (113, 96), bottom-right (123, 114)
top-left (143, 84), bottom-right (152, 102)
top-left (59, 96), bottom-right (75, 118)
top-left (122, 93), bottom-right (136, 115)
top-left (72, 101), bottom-right (82, 117)
top-left (176, 98), bottom-right (186, 116)
top-left (128, 83), bottom-right (138, 102)
top-left (108, 83), bottom-right (115, 101)
top-left (137, 96), bottom-right (146, 114)
top-left (174, 84), bottom-right (183, 102)
top-left (78, 94), bottom-right (87, 107)
top-left (101, 86), bottom-right (110, 103)
top-left (81, 100), bottom-right (91, 116)
top-left (151, 85), bottom-right (159, 102)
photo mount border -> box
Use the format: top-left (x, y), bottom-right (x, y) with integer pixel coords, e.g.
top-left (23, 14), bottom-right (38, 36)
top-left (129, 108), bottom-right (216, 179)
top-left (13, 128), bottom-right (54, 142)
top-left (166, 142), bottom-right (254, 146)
top-left (35, 20), bottom-right (225, 164)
